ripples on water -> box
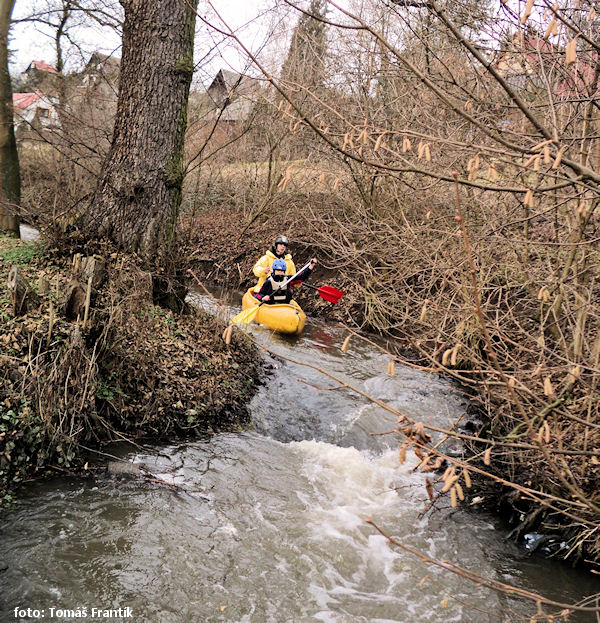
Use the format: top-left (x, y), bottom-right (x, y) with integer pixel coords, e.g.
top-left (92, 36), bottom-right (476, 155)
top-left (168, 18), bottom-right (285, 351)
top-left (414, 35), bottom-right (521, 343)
top-left (1, 290), bottom-right (597, 622)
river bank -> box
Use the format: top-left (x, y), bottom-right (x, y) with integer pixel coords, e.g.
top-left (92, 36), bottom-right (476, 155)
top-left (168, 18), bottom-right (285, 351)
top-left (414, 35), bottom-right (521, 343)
top-left (2, 291), bottom-right (598, 623)
top-left (183, 201), bottom-right (600, 572)
top-left (0, 233), bottom-right (263, 504)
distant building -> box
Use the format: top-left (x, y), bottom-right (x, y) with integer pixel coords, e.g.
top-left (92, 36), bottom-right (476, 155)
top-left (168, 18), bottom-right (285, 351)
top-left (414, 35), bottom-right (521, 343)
top-left (23, 60), bottom-right (59, 79)
top-left (206, 69), bottom-right (258, 123)
top-left (19, 61), bottom-right (60, 92)
top-left (495, 32), bottom-right (600, 97)
top-left (12, 92), bottom-right (60, 132)
top-left (80, 51), bottom-right (120, 87)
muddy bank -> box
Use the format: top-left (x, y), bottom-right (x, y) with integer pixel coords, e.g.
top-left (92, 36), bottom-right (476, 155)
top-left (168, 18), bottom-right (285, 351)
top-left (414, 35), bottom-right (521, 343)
top-left (0, 234), bottom-right (263, 503)
top-left (182, 200), bottom-right (362, 323)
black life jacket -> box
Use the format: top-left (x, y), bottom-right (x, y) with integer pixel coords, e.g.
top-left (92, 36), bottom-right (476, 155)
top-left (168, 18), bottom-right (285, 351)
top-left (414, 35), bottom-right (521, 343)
top-left (268, 276), bottom-right (289, 303)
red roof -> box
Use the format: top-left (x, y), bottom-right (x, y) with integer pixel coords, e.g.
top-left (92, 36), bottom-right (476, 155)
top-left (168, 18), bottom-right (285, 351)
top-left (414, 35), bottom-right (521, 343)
top-left (12, 92), bottom-right (43, 110)
top-left (29, 61), bottom-right (58, 74)
top-left (499, 33), bottom-right (600, 98)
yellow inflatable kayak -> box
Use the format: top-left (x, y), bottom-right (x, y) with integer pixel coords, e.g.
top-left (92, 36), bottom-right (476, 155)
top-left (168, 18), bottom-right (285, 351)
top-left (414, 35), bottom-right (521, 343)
top-left (241, 288), bottom-right (306, 335)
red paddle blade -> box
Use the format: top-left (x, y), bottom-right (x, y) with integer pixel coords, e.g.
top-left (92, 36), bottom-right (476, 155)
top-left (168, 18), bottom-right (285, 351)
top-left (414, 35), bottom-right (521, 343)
top-left (317, 285), bottom-right (344, 303)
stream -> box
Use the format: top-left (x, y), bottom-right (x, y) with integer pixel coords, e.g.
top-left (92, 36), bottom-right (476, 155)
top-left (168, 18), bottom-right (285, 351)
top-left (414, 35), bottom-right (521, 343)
top-left (1, 284), bottom-right (598, 623)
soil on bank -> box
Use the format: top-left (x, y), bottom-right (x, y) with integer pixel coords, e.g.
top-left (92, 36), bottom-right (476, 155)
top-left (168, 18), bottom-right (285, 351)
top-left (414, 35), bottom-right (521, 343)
top-left (0, 233), bottom-right (263, 504)
top-left (182, 200), bottom-right (362, 324)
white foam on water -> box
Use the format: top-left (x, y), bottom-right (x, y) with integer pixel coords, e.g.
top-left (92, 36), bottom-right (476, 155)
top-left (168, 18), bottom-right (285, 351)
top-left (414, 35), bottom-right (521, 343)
top-left (288, 440), bottom-right (501, 622)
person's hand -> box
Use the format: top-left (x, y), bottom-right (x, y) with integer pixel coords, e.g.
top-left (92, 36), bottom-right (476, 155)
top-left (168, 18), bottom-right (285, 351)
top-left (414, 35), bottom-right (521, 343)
top-left (310, 258), bottom-right (317, 267)
top-left (262, 295), bottom-right (270, 302)
top-left (264, 266), bottom-right (271, 274)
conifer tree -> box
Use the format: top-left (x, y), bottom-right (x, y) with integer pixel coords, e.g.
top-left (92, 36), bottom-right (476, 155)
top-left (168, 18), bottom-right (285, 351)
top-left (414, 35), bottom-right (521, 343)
top-left (280, 0), bottom-right (328, 91)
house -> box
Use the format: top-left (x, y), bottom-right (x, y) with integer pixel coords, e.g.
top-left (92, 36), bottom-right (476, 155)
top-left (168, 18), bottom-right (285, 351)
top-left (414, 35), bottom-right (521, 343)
top-left (205, 69), bottom-right (258, 123)
top-left (12, 92), bottom-right (60, 132)
top-left (23, 60), bottom-right (59, 79)
top-left (80, 51), bottom-right (120, 86)
top-left (495, 33), bottom-right (559, 90)
top-left (495, 32), bottom-right (600, 97)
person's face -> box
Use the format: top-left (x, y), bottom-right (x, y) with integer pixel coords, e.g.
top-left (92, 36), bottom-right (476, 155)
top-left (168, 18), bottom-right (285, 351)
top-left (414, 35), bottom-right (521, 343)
top-left (276, 243), bottom-right (287, 255)
top-left (274, 270), bottom-right (285, 277)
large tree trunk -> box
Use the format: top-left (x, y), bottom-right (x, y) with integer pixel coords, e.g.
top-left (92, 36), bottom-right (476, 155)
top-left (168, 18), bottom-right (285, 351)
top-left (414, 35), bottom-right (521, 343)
top-left (85, 0), bottom-right (198, 258)
top-left (0, 0), bottom-right (21, 237)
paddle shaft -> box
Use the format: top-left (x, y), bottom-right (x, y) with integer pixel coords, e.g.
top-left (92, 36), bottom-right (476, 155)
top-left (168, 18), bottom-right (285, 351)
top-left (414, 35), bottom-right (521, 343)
top-left (231, 261), bottom-right (312, 324)
top-left (260, 260), bottom-right (312, 303)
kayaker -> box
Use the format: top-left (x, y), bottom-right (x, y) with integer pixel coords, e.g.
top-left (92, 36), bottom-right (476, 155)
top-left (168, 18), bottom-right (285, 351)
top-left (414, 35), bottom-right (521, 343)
top-left (252, 234), bottom-right (296, 292)
top-left (256, 258), bottom-right (317, 304)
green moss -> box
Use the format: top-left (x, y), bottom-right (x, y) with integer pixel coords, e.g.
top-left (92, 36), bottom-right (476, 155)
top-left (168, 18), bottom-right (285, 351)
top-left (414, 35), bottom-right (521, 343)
top-left (165, 155), bottom-right (183, 187)
top-left (173, 54), bottom-right (194, 77)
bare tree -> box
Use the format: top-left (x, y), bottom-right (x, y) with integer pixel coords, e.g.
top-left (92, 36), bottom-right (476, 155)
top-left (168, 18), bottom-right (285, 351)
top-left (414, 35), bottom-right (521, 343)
top-left (0, 0), bottom-right (20, 236)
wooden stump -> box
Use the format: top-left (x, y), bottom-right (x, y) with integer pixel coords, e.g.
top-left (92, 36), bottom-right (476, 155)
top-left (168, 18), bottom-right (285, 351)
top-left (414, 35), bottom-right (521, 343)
top-left (7, 266), bottom-right (40, 316)
top-left (60, 280), bottom-right (86, 321)
top-left (81, 255), bottom-right (106, 289)
top-left (37, 274), bottom-right (50, 296)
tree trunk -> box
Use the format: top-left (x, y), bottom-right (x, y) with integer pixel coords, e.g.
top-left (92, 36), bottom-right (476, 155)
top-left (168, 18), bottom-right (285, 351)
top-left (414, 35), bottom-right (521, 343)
top-left (85, 0), bottom-right (198, 258)
top-left (0, 0), bottom-right (21, 237)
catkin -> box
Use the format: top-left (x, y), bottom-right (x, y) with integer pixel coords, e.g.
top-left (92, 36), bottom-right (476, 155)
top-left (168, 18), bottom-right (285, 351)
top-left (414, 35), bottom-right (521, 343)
top-left (442, 474), bottom-right (458, 493)
top-left (463, 469), bottom-right (472, 488)
top-left (441, 348), bottom-right (453, 367)
top-left (544, 19), bottom-right (557, 39)
top-left (425, 478), bottom-right (434, 501)
top-left (398, 443), bottom-right (407, 464)
top-left (450, 343), bottom-right (460, 367)
top-left (566, 38), bottom-right (578, 66)
top-left (450, 486), bottom-right (458, 507)
top-left (552, 146), bottom-right (566, 168)
top-left (521, 0), bottom-right (535, 23)
top-left (524, 153), bottom-right (538, 168)
top-left (520, 0), bottom-right (535, 23)
top-left (222, 325), bottom-right (233, 345)
top-left (543, 421), bottom-right (551, 443)
top-left (543, 143), bottom-right (551, 164)
top-left (341, 334), bottom-right (351, 353)
top-left (483, 447), bottom-right (492, 466)
top-left (455, 482), bottom-right (465, 501)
